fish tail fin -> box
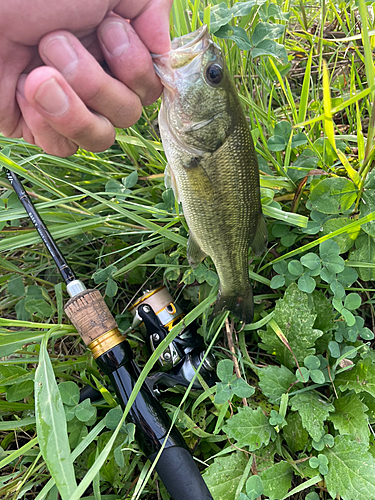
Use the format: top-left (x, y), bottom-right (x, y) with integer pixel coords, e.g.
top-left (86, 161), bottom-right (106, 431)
top-left (213, 287), bottom-right (254, 324)
top-left (251, 214), bottom-right (268, 256)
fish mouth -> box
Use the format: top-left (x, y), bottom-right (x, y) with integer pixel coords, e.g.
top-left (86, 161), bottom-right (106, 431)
top-left (152, 25), bottom-right (210, 89)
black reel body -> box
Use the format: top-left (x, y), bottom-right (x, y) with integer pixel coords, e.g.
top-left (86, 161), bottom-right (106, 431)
top-left (129, 287), bottom-right (216, 390)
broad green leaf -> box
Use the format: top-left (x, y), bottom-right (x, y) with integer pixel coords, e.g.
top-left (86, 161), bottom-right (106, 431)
top-left (104, 407), bottom-right (124, 430)
top-left (58, 382), bottom-right (80, 407)
top-left (92, 265), bottom-right (117, 284)
top-left (328, 341), bottom-right (341, 358)
top-left (360, 190), bottom-right (375, 237)
top-left (260, 461), bottom-right (293, 500)
top-left (75, 399), bottom-right (97, 423)
top-left (217, 359), bottom-right (234, 383)
top-left (309, 369), bottom-right (326, 384)
top-left (309, 178), bottom-right (357, 214)
top-left (251, 22), bottom-right (285, 45)
top-left (301, 253), bottom-right (321, 270)
top-left (320, 240), bottom-right (345, 273)
top-left (329, 393), bottom-right (369, 445)
top-left (215, 383), bottom-right (232, 404)
top-left (259, 284), bottom-right (323, 369)
top-left (322, 218), bottom-right (360, 253)
top-left (35, 332), bottom-right (77, 499)
top-left (270, 274), bottom-right (285, 289)
top-left (105, 278), bottom-right (118, 298)
top-left (297, 274), bottom-right (316, 293)
top-left (25, 299), bottom-right (53, 318)
top-left (123, 170), bottom-right (138, 189)
top-left (344, 293), bottom-right (361, 311)
top-left (348, 234), bottom-right (375, 281)
top-left (7, 275), bottom-right (25, 297)
top-left (267, 135), bottom-right (288, 152)
top-left (231, 378), bottom-right (255, 398)
top-left (290, 391), bottom-right (334, 441)
top-left (244, 475), bottom-right (264, 500)
top-left (304, 355), bottom-right (320, 370)
top-left (68, 421), bottom-right (88, 449)
top-left (230, 0), bottom-right (259, 17)
top-left (209, 2), bottom-right (233, 32)
top-left (223, 407), bottom-right (272, 449)
top-left (330, 279), bottom-right (345, 299)
top-left (203, 451), bottom-right (248, 500)
top-left (251, 39), bottom-right (288, 63)
top-left (336, 357), bottom-right (375, 397)
top-left (324, 435), bottom-right (375, 500)
top-left (288, 260), bottom-right (304, 276)
top-left (257, 365), bottom-right (296, 403)
top-left (291, 133), bottom-right (308, 148)
top-left (214, 24), bottom-right (252, 50)
top-left (296, 366), bottom-right (310, 383)
top-left (6, 380), bottom-right (34, 402)
top-left (283, 412), bottom-right (309, 453)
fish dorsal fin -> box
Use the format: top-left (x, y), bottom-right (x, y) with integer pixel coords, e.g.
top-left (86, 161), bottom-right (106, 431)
top-left (187, 233), bottom-right (207, 268)
top-left (251, 214), bottom-right (268, 257)
top-left (164, 163), bottom-right (180, 203)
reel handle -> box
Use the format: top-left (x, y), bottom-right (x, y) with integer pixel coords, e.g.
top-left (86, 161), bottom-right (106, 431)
top-left (150, 446), bottom-right (213, 500)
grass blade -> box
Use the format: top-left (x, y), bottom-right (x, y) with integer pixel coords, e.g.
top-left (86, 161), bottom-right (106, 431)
top-left (35, 329), bottom-right (77, 500)
top-left (298, 49), bottom-right (313, 124)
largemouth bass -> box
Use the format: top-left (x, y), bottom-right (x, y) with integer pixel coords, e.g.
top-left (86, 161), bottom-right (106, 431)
top-left (154, 26), bottom-right (267, 324)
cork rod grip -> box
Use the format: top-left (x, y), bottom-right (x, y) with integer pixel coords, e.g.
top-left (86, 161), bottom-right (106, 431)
top-left (64, 290), bottom-right (122, 352)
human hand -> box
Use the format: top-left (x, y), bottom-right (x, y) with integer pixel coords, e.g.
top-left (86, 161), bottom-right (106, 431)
top-left (0, 0), bottom-right (172, 156)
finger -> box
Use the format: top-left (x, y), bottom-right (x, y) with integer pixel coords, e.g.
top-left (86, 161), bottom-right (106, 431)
top-left (98, 16), bottom-right (162, 105)
top-left (114, 0), bottom-right (173, 54)
top-left (39, 30), bottom-right (143, 123)
top-left (0, 41), bottom-right (35, 137)
top-left (17, 75), bottom-right (78, 156)
top-left (22, 66), bottom-right (116, 154)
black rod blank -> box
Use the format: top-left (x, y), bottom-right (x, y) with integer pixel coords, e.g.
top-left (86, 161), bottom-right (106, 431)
top-left (6, 170), bottom-right (76, 284)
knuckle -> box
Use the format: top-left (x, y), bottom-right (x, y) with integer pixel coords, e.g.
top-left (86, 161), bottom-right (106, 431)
top-left (73, 115), bottom-right (116, 152)
top-left (83, 80), bottom-right (106, 107)
top-left (112, 99), bottom-right (142, 128)
top-left (39, 138), bottom-right (78, 157)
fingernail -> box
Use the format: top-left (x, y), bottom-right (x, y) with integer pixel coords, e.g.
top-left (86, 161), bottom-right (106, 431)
top-left (43, 35), bottom-right (78, 74)
top-left (100, 22), bottom-right (130, 56)
top-left (16, 74), bottom-right (27, 98)
top-left (35, 78), bottom-right (69, 115)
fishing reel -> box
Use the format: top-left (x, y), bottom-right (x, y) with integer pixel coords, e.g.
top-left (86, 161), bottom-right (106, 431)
top-left (129, 286), bottom-right (216, 390)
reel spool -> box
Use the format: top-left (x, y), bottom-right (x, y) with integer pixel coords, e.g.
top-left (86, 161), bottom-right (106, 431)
top-left (129, 286), bottom-right (216, 389)
top-left (129, 286), bottom-right (183, 333)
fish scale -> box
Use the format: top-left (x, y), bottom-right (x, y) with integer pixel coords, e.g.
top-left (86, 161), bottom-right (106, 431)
top-left (154, 26), bottom-right (267, 324)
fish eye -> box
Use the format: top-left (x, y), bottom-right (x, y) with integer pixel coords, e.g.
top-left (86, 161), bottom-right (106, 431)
top-left (205, 63), bottom-right (223, 85)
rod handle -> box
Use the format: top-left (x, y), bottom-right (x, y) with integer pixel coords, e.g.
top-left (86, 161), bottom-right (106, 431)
top-left (64, 289), bottom-right (123, 354)
top-left (149, 446), bottom-right (213, 500)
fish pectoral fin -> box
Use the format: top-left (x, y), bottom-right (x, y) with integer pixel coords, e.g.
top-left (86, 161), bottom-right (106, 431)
top-left (187, 234), bottom-right (207, 268)
top-left (251, 214), bottom-right (268, 257)
top-left (164, 163), bottom-right (181, 203)
top-left (183, 117), bottom-right (214, 132)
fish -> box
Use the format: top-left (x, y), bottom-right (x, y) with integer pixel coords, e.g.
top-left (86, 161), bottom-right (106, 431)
top-left (153, 25), bottom-right (267, 324)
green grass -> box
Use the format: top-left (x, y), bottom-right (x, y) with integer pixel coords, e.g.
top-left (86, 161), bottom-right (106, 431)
top-left (2, 1), bottom-right (375, 499)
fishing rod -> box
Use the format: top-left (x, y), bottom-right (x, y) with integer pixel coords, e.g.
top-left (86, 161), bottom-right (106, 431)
top-left (6, 169), bottom-right (213, 500)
